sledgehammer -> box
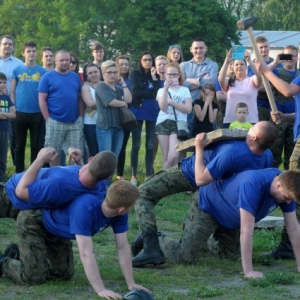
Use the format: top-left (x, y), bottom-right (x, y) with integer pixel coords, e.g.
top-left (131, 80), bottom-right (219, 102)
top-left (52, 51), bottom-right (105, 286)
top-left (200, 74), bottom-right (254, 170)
top-left (237, 16), bottom-right (280, 123)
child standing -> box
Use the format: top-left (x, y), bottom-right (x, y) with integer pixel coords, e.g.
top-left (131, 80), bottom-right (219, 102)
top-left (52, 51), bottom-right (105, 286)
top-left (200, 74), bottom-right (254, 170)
top-left (229, 102), bottom-right (253, 130)
top-left (192, 83), bottom-right (219, 137)
top-left (0, 72), bottom-right (16, 181)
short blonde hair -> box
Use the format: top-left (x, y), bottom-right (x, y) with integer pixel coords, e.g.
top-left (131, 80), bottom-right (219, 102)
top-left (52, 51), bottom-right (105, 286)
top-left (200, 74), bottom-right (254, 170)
top-left (101, 60), bottom-right (117, 73)
top-left (106, 180), bottom-right (140, 209)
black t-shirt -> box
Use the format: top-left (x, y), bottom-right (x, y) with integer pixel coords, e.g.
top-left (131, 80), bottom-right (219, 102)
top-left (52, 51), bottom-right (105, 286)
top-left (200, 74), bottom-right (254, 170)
top-left (192, 99), bottom-right (219, 137)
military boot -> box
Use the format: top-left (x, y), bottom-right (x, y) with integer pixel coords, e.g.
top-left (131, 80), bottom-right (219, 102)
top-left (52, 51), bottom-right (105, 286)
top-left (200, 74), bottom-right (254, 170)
top-left (131, 232), bottom-right (143, 257)
top-left (266, 228), bottom-right (295, 260)
top-left (132, 230), bottom-right (165, 267)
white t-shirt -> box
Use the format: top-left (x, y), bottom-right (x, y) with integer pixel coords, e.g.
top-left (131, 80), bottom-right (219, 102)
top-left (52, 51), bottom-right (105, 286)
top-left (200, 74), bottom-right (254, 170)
top-left (84, 84), bottom-right (98, 125)
top-left (156, 86), bottom-right (191, 125)
top-left (224, 76), bottom-right (259, 124)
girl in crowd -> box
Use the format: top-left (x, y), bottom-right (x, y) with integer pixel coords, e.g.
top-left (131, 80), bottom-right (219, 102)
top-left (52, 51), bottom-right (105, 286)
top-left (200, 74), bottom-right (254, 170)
top-left (81, 63), bottom-right (100, 157)
top-left (218, 49), bottom-right (261, 128)
top-left (69, 52), bottom-right (79, 73)
top-left (130, 51), bottom-right (160, 186)
top-left (95, 60), bottom-right (132, 163)
top-left (192, 84), bottom-right (219, 136)
top-left (156, 62), bottom-right (192, 169)
top-left (116, 55), bottom-right (131, 180)
top-left (167, 45), bottom-right (184, 64)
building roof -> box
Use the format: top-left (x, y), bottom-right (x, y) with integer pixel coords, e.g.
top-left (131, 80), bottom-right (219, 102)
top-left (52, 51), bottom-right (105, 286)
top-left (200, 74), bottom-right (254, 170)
top-left (238, 30), bottom-right (300, 48)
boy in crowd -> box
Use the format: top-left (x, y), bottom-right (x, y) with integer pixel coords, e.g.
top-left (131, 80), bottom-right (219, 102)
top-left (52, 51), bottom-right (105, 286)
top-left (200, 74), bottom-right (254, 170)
top-left (0, 72), bottom-right (15, 182)
top-left (229, 102), bottom-right (253, 130)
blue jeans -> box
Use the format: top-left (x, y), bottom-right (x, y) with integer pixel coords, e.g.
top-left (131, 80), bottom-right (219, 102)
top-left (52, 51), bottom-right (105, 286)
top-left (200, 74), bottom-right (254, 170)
top-left (96, 127), bottom-right (124, 186)
top-left (84, 124), bottom-right (98, 157)
top-left (131, 120), bottom-right (156, 177)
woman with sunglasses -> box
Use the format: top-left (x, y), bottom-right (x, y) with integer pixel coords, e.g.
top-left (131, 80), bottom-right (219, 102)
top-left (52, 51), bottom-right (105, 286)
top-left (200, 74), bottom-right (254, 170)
top-left (69, 52), bottom-right (79, 73)
top-left (167, 45), bottom-right (184, 64)
top-left (130, 51), bottom-right (160, 186)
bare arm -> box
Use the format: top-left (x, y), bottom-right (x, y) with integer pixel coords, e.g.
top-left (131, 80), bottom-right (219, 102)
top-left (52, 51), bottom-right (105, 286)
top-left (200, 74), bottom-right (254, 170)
top-left (118, 77), bottom-right (132, 104)
top-left (168, 97), bottom-right (192, 114)
top-left (208, 105), bottom-right (218, 123)
top-left (218, 50), bottom-right (231, 92)
top-left (194, 103), bottom-right (208, 122)
top-left (194, 133), bottom-right (214, 186)
top-left (10, 79), bottom-right (17, 104)
top-left (15, 148), bottom-right (58, 200)
top-left (115, 233), bottom-right (151, 293)
top-left (246, 58), bottom-right (262, 88)
top-left (76, 234), bottom-right (122, 299)
top-left (0, 105), bottom-right (15, 120)
top-left (240, 208), bottom-right (263, 278)
top-left (284, 211), bottom-right (300, 272)
top-left (81, 84), bottom-right (97, 109)
top-left (38, 92), bottom-right (50, 120)
top-left (255, 61), bottom-right (300, 97)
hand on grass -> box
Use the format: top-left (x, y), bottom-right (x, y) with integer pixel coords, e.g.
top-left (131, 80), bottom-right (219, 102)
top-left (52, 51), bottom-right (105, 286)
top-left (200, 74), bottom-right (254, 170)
top-left (97, 289), bottom-right (122, 299)
top-left (244, 270), bottom-right (263, 279)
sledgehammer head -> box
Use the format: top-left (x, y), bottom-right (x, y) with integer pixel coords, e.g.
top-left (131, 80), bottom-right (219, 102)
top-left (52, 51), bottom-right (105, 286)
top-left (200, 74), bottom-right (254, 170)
top-left (237, 16), bottom-right (258, 30)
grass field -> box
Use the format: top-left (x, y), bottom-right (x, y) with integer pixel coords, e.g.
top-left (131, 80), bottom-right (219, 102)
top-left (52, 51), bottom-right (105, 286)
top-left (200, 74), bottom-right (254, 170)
top-left (1, 136), bottom-right (300, 300)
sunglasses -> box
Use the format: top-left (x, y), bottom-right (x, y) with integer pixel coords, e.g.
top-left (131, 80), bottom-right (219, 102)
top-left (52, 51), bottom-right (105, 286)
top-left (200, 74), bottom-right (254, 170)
top-left (169, 44), bottom-right (182, 51)
top-left (70, 60), bottom-right (77, 64)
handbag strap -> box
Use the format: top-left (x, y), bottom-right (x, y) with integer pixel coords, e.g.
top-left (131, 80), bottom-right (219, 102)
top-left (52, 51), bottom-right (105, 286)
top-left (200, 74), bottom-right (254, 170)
top-left (168, 91), bottom-right (178, 121)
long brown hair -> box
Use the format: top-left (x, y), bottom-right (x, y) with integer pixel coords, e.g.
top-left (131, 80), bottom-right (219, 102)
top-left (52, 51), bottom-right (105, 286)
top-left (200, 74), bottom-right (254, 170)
top-left (201, 83), bottom-right (218, 105)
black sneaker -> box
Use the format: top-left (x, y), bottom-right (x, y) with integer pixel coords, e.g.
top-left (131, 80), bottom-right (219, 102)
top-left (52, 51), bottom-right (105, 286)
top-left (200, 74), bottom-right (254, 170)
top-left (4, 244), bottom-right (19, 260)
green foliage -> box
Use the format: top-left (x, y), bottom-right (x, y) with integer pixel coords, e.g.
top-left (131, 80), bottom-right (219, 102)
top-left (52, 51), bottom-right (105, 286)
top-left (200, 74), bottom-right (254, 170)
top-left (0, 0), bottom-right (239, 65)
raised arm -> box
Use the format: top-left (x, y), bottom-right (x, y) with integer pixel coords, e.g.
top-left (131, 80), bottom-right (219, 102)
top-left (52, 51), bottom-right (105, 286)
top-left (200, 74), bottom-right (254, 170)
top-left (76, 234), bottom-right (122, 299)
top-left (194, 133), bottom-right (214, 186)
top-left (240, 208), bottom-right (263, 278)
top-left (255, 61), bottom-right (300, 97)
top-left (15, 148), bottom-right (58, 200)
top-left (218, 50), bottom-right (231, 92)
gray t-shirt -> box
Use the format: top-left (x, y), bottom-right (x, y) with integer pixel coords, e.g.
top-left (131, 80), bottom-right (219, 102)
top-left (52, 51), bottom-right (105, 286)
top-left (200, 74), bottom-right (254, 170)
top-left (95, 82), bottom-right (124, 129)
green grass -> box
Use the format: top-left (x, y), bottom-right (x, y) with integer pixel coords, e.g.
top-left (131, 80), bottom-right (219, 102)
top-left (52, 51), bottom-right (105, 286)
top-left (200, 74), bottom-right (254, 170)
top-left (1, 136), bottom-right (299, 299)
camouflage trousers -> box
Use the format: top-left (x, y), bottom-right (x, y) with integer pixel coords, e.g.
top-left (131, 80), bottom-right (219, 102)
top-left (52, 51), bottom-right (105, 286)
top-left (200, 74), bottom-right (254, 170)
top-left (135, 165), bottom-right (195, 232)
top-left (271, 122), bottom-right (295, 170)
top-left (0, 182), bottom-right (19, 219)
top-left (2, 209), bottom-right (74, 285)
top-left (158, 192), bottom-right (240, 264)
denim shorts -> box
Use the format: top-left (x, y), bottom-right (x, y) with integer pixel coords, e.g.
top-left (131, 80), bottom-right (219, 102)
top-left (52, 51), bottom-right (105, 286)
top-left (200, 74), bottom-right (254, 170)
top-left (156, 119), bottom-right (177, 135)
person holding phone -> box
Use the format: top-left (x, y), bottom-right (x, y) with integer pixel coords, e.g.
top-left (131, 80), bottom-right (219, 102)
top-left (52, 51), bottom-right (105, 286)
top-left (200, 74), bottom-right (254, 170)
top-left (129, 51), bottom-right (160, 186)
top-left (218, 49), bottom-right (262, 128)
top-left (156, 62), bottom-right (192, 169)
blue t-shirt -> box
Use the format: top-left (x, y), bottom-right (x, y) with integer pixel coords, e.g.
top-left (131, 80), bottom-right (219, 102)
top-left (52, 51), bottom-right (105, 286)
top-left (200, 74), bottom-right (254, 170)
top-left (199, 168), bottom-right (295, 229)
top-left (273, 68), bottom-right (296, 114)
top-left (43, 193), bottom-right (128, 239)
top-left (5, 165), bottom-right (106, 210)
top-left (180, 140), bottom-right (273, 187)
top-left (0, 94), bottom-right (14, 131)
top-left (12, 64), bottom-right (46, 113)
top-left (37, 70), bottom-right (82, 122)
top-left (292, 75), bottom-right (300, 141)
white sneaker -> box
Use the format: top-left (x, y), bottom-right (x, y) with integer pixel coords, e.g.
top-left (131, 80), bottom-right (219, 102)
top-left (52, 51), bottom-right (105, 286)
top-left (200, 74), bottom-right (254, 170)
top-left (131, 178), bottom-right (137, 186)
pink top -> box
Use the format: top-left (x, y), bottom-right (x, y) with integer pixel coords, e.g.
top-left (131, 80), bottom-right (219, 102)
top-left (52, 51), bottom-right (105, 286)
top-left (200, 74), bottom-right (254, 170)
top-left (224, 76), bottom-right (259, 124)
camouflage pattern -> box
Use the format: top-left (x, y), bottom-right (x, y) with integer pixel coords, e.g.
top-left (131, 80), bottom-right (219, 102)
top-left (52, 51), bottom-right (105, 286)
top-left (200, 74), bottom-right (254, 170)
top-left (2, 209), bottom-right (74, 285)
top-left (0, 183), bottom-right (19, 219)
top-left (135, 165), bottom-right (195, 232)
top-left (271, 122), bottom-right (295, 170)
top-left (258, 105), bottom-right (271, 122)
top-left (158, 192), bottom-right (240, 263)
